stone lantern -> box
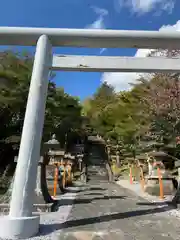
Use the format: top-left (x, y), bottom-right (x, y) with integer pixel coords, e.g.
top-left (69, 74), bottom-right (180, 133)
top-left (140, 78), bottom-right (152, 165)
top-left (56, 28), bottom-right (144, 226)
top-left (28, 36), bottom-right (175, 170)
top-left (74, 143), bottom-right (86, 182)
top-left (144, 151), bottom-right (176, 196)
top-left (43, 134), bottom-right (65, 196)
top-left (12, 135), bottom-right (63, 212)
top-left (44, 134), bottom-right (64, 163)
top-left (44, 134), bottom-right (60, 151)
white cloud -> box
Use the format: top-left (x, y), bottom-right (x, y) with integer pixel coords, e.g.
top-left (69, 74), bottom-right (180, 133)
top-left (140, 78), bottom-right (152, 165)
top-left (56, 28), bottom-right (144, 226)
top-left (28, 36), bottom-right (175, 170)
top-left (117, 0), bottom-right (175, 14)
top-left (162, 1), bottom-right (175, 13)
top-left (87, 16), bottom-right (105, 29)
top-left (102, 49), bottom-right (151, 91)
top-left (160, 20), bottom-right (180, 31)
top-left (91, 6), bottom-right (108, 17)
top-left (102, 20), bottom-right (180, 92)
top-left (86, 6), bottom-right (108, 29)
top-left (86, 6), bottom-right (108, 54)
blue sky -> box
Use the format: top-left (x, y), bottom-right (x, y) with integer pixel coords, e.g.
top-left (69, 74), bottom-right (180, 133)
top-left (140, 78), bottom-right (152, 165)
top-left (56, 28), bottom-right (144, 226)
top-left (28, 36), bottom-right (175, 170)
top-left (0, 0), bottom-right (179, 100)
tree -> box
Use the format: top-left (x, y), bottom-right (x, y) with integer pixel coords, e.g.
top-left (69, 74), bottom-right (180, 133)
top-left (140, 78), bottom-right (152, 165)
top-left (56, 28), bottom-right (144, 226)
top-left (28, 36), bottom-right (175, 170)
top-left (0, 50), bottom-right (83, 170)
top-left (82, 49), bottom-right (180, 158)
top-left (83, 82), bottom-right (117, 138)
top-left (135, 73), bottom-right (180, 145)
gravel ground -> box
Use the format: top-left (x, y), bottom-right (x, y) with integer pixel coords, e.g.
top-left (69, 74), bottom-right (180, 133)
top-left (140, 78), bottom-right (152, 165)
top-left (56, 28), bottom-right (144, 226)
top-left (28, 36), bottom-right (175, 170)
top-left (1, 180), bottom-right (180, 239)
top-left (116, 179), bottom-right (180, 220)
top-left (55, 180), bottom-right (180, 240)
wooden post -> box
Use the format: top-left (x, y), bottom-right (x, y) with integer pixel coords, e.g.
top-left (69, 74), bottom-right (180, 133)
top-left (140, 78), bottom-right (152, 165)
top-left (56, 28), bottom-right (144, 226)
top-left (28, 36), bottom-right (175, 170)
top-left (157, 167), bottom-right (164, 199)
top-left (63, 164), bottom-right (66, 188)
top-left (140, 166), bottom-right (145, 191)
top-left (130, 166), bottom-right (133, 184)
top-left (53, 166), bottom-right (58, 198)
top-left (67, 163), bottom-right (72, 185)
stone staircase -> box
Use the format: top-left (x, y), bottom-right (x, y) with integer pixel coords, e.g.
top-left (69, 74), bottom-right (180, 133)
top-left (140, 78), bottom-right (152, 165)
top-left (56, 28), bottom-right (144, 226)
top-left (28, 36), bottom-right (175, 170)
top-left (87, 144), bottom-right (109, 182)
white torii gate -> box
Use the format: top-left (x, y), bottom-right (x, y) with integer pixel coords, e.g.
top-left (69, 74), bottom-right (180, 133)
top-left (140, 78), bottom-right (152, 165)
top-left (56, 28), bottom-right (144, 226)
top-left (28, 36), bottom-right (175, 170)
top-left (0, 27), bottom-right (180, 239)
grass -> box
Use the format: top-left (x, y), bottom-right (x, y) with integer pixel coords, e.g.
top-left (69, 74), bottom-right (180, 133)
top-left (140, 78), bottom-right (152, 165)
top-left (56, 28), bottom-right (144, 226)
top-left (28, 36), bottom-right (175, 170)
top-left (111, 164), bottom-right (129, 177)
top-left (111, 164), bottom-right (142, 181)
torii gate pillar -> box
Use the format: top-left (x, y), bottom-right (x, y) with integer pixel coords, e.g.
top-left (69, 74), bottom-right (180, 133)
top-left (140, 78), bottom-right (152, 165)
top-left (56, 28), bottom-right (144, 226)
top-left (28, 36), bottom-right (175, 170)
top-left (0, 35), bottom-right (52, 239)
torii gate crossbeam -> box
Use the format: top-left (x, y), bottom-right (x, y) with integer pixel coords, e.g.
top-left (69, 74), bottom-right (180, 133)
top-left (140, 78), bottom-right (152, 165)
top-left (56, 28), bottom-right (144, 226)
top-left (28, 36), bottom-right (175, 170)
top-left (0, 27), bottom-right (180, 49)
top-left (0, 27), bottom-right (179, 240)
top-left (52, 55), bottom-right (180, 73)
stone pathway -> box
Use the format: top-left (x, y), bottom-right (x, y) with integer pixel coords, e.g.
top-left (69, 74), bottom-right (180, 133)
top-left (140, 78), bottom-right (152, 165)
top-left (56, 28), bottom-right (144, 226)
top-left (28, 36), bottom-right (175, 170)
top-left (58, 180), bottom-right (180, 240)
top-left (23, 141), bottom-right (180, 240)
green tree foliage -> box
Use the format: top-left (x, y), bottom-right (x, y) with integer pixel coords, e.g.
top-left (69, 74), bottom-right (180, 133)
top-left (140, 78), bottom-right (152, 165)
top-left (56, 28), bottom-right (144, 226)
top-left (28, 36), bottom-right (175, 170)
top-left (83, 50), bottom-right (180, 158)
top-left (0, 51), bottom-right (83, 168)
top-left (83, 82), bottom-right (117, 138)
top-left (83, 82), bottom-right (147, 144)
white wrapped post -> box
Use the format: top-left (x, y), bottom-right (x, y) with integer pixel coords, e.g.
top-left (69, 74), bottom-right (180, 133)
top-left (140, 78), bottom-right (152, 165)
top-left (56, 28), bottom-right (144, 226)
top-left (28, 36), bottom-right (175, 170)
top-left (0, 35), bottom-right (52, 239)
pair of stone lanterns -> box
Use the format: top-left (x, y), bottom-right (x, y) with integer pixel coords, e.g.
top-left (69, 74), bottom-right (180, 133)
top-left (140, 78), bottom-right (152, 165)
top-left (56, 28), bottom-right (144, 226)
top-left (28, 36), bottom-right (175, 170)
top-left (44, 134), bottom-right (74, 195)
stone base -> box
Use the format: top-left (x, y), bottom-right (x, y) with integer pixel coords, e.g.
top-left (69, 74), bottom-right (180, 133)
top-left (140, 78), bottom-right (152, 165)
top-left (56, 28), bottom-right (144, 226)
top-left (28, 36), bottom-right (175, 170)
top-left (0, 215), bottom-right (40, 239)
